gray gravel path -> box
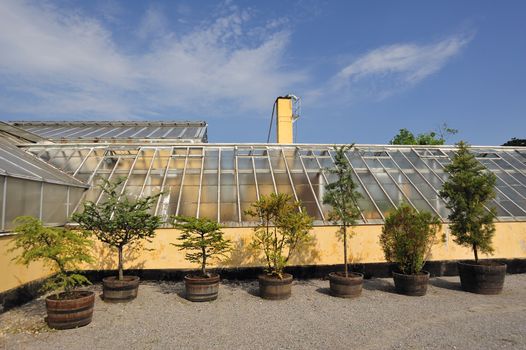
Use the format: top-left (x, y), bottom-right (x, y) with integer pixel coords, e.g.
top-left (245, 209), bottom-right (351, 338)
top-left (1, 274), bottom-right (525, 350)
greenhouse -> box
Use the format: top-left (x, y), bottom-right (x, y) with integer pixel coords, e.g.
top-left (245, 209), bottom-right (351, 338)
top-left (1, 120), bottom-right (526, 231)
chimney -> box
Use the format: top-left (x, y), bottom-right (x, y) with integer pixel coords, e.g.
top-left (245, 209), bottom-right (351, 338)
top-left (276, 96), bottom-right (293, 144)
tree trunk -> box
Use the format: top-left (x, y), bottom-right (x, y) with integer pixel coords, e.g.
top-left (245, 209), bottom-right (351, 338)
top-left (473, 243), bottom-right (479, 263)
top-left (343, 225), bottom-right (348, 277)
top-left (201, 245), bottom-right (207, 277)
top-left (118, 246), bottom-right (124, 280)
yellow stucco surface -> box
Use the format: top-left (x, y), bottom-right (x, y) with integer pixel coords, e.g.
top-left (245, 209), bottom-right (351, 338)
top-left (276, 97), bottom-right (293, 144)
top-left (2, 222), bottom-right (526, 294)
top-left (0, 235), bottom-right (54, 294)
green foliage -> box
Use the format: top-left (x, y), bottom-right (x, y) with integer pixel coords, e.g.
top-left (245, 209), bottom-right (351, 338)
top-left (171, 216), bottom-right (231, 277)
top-left (9, 216), bottom-right (93, 297)
top-left (380, 204), bottom-right (442, 275)
top-left (502, 137), bottom-right (526, 146)
top-left (390, 123), bottom-right (458, 145)
top-left (439, 141), bottom-right (497, 262)
top-left (72, 177), bottom-right (162, 280)
top-left (245, 193), bottom-right (314, 278)
top-left (323, 145), bottom-right (362, 276)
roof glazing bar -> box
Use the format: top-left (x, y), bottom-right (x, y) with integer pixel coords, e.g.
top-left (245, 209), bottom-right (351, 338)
top-left (154, 147), bottom-right (174, 217)
top-left (490, 156), bottom-right (526, 187)
top-left (397, 150), bottom-right (448, 217)
top-left (146, 127), bottom-right (162, 138)
top-left (162, 127), bottom-right (175, 138)
top-left (217, 148), bottom-right (221, 222)
top-left (72, 148), bottom-right (94, 176)
top-left (298, 153), bottom-right (326, 222)
top-left (376, 157), bottom-right (417, 209)
top-left (139, 149), bottom-right (158, 198)
top-left (175, 147), bottom-right (190, 217)
top-left (281, 148), bottom-right (301, 208)
top-left (95, 157), bottom-right (121, 205)
top-left (235, 146), bottom-right (241, 222)
top-left (341, 150), bottom-right (384, 220)
top-left (130, 126), bottom-right (149, 138)
top-left (354, 151), bottom-right (397, 209)
top-left (266, 146), bottom-right (278, 194)
top-left (250, 148), bottom-right (260, 201)
top-left (384, 151), bottom-right (442, 217)
top-left (196, 152), bottom-right (205, 218)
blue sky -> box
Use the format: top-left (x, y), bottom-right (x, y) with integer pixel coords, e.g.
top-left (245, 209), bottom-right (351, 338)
top-left (0, 0), bottom-right (525, 145)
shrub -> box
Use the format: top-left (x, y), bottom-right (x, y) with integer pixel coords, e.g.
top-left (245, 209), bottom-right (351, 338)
top-left (380, 204), bottom-right (442, 275)
top-left (10, 216), bottom-right (93, 297)
top-left (170, 216), bottom-right (231, 277)
top-left (72, 177), bottom-right (162, 280)
top-left (439, 141), bottom-right (497, 262)
top-left (245, 193), bottom-right (313, 278)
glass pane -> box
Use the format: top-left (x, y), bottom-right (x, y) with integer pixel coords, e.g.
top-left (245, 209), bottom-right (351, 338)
top-left (42, 183), bottom-right (67, 225)
top-left (5, 178), bottom-right (41, 229)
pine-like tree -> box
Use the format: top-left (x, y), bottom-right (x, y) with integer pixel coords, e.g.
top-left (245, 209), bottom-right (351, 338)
top-left (323, 145), bottom-right (362, 277)
top-left (73, 177), bottom-right (162, 280)
top-left (439, 141), bottom-right (497, 262)
top-left (171, 216), bottom-right (231, 278)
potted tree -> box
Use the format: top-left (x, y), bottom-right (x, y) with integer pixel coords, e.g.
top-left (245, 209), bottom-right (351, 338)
top-left (439, 141), bottom-right (506, 294)
top-left (73, 178), bottom-right (162, 302)
top-left (245, 193), bottom-right (313, 300)
top-left (380, 204), bottom-right (442, 296)
top-left (323, 145), bottom-right (364, 298)
top-left (10, 216), bottom-right (95, 329)
top-left (170, 216), bottom-right (231, 302)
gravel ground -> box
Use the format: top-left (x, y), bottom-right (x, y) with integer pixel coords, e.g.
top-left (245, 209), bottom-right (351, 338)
top-left (1, 274), bottom-right (525, 350)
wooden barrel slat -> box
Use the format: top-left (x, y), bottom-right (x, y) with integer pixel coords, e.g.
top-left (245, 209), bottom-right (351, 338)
top-left (458, 261), bottom-right (506, 295)
top-left (393, 271), bottom-right (429, 296)
top-left (45, 291), bottom-right (94, 330)
top-left (184, 274), bottom-right (220, 302)
top-left (328, 272), bottom-right (363, 298)
top-left (258, 274), bottom-right (293, 300)
top-left (102, 276), bottom-right (140, 302)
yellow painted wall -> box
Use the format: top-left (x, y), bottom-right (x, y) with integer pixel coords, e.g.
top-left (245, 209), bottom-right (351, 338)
top-left (2, 223), bottom-right (526, 294)
top-left (0, 235), bottom-right (54, 294)
top-left (276, 97), bottom-right (293, 144)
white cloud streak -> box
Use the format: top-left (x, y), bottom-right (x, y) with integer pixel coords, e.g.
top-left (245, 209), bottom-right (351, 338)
top-left (0, 0), bottom-right (303, 118)
top-left (328, 33), bottom-right (474, 100)
top-left (0, 0), bottom-right (474, 119)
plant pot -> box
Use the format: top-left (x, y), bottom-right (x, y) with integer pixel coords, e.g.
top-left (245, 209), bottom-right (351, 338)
top-left (45, 290), bottom-right (95, 330)
top-left (457, 261), bottom-right (506, 295)
top-left (184, 274), bottom-right (220, 302)
top-left (393, 271), bottom-right (430, 296)
top-left (258, 273), bottom-right (293, 300)
top-left (328, 272), bottom-right (363, 298)
top-left (102, 276), bottom-right (140, 302)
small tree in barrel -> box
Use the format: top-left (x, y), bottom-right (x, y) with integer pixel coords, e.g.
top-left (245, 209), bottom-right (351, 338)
top-left (323, 145), bottom-right (362, 277)
top-left (73, 178), bottom-right (162, 280)
top-left (439, 141), bottom-right (497, 263)
top-left (245, 193), bottom-right (314, 278)
top-left (171, 216), bottom-right (231, 277)
top-left (380, 204), bottom-right (442, 275)
top-left (10, 216), bottom-right (93, 298)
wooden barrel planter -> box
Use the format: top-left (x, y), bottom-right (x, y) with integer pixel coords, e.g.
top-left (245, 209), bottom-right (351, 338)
top-left (102, 276), bottom-right (140, 302)
top-left (258, 273), bottom-right (293, 300)
top-left (393, 271), bottom-right (430, 296)
top-left (457, 261), bottom-right (506, 295)
top-left (45, 291), bottom-right (95, 330)
top-left (184, 274), bottom-right (220, 302)
top-left (328, 272), bottom-right (363, 298)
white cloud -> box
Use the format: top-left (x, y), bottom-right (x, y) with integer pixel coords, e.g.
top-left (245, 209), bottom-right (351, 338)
top-left (0, 0), bottom-right (303, 118)
top-left (328, 33), bottom-right (474, 100)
